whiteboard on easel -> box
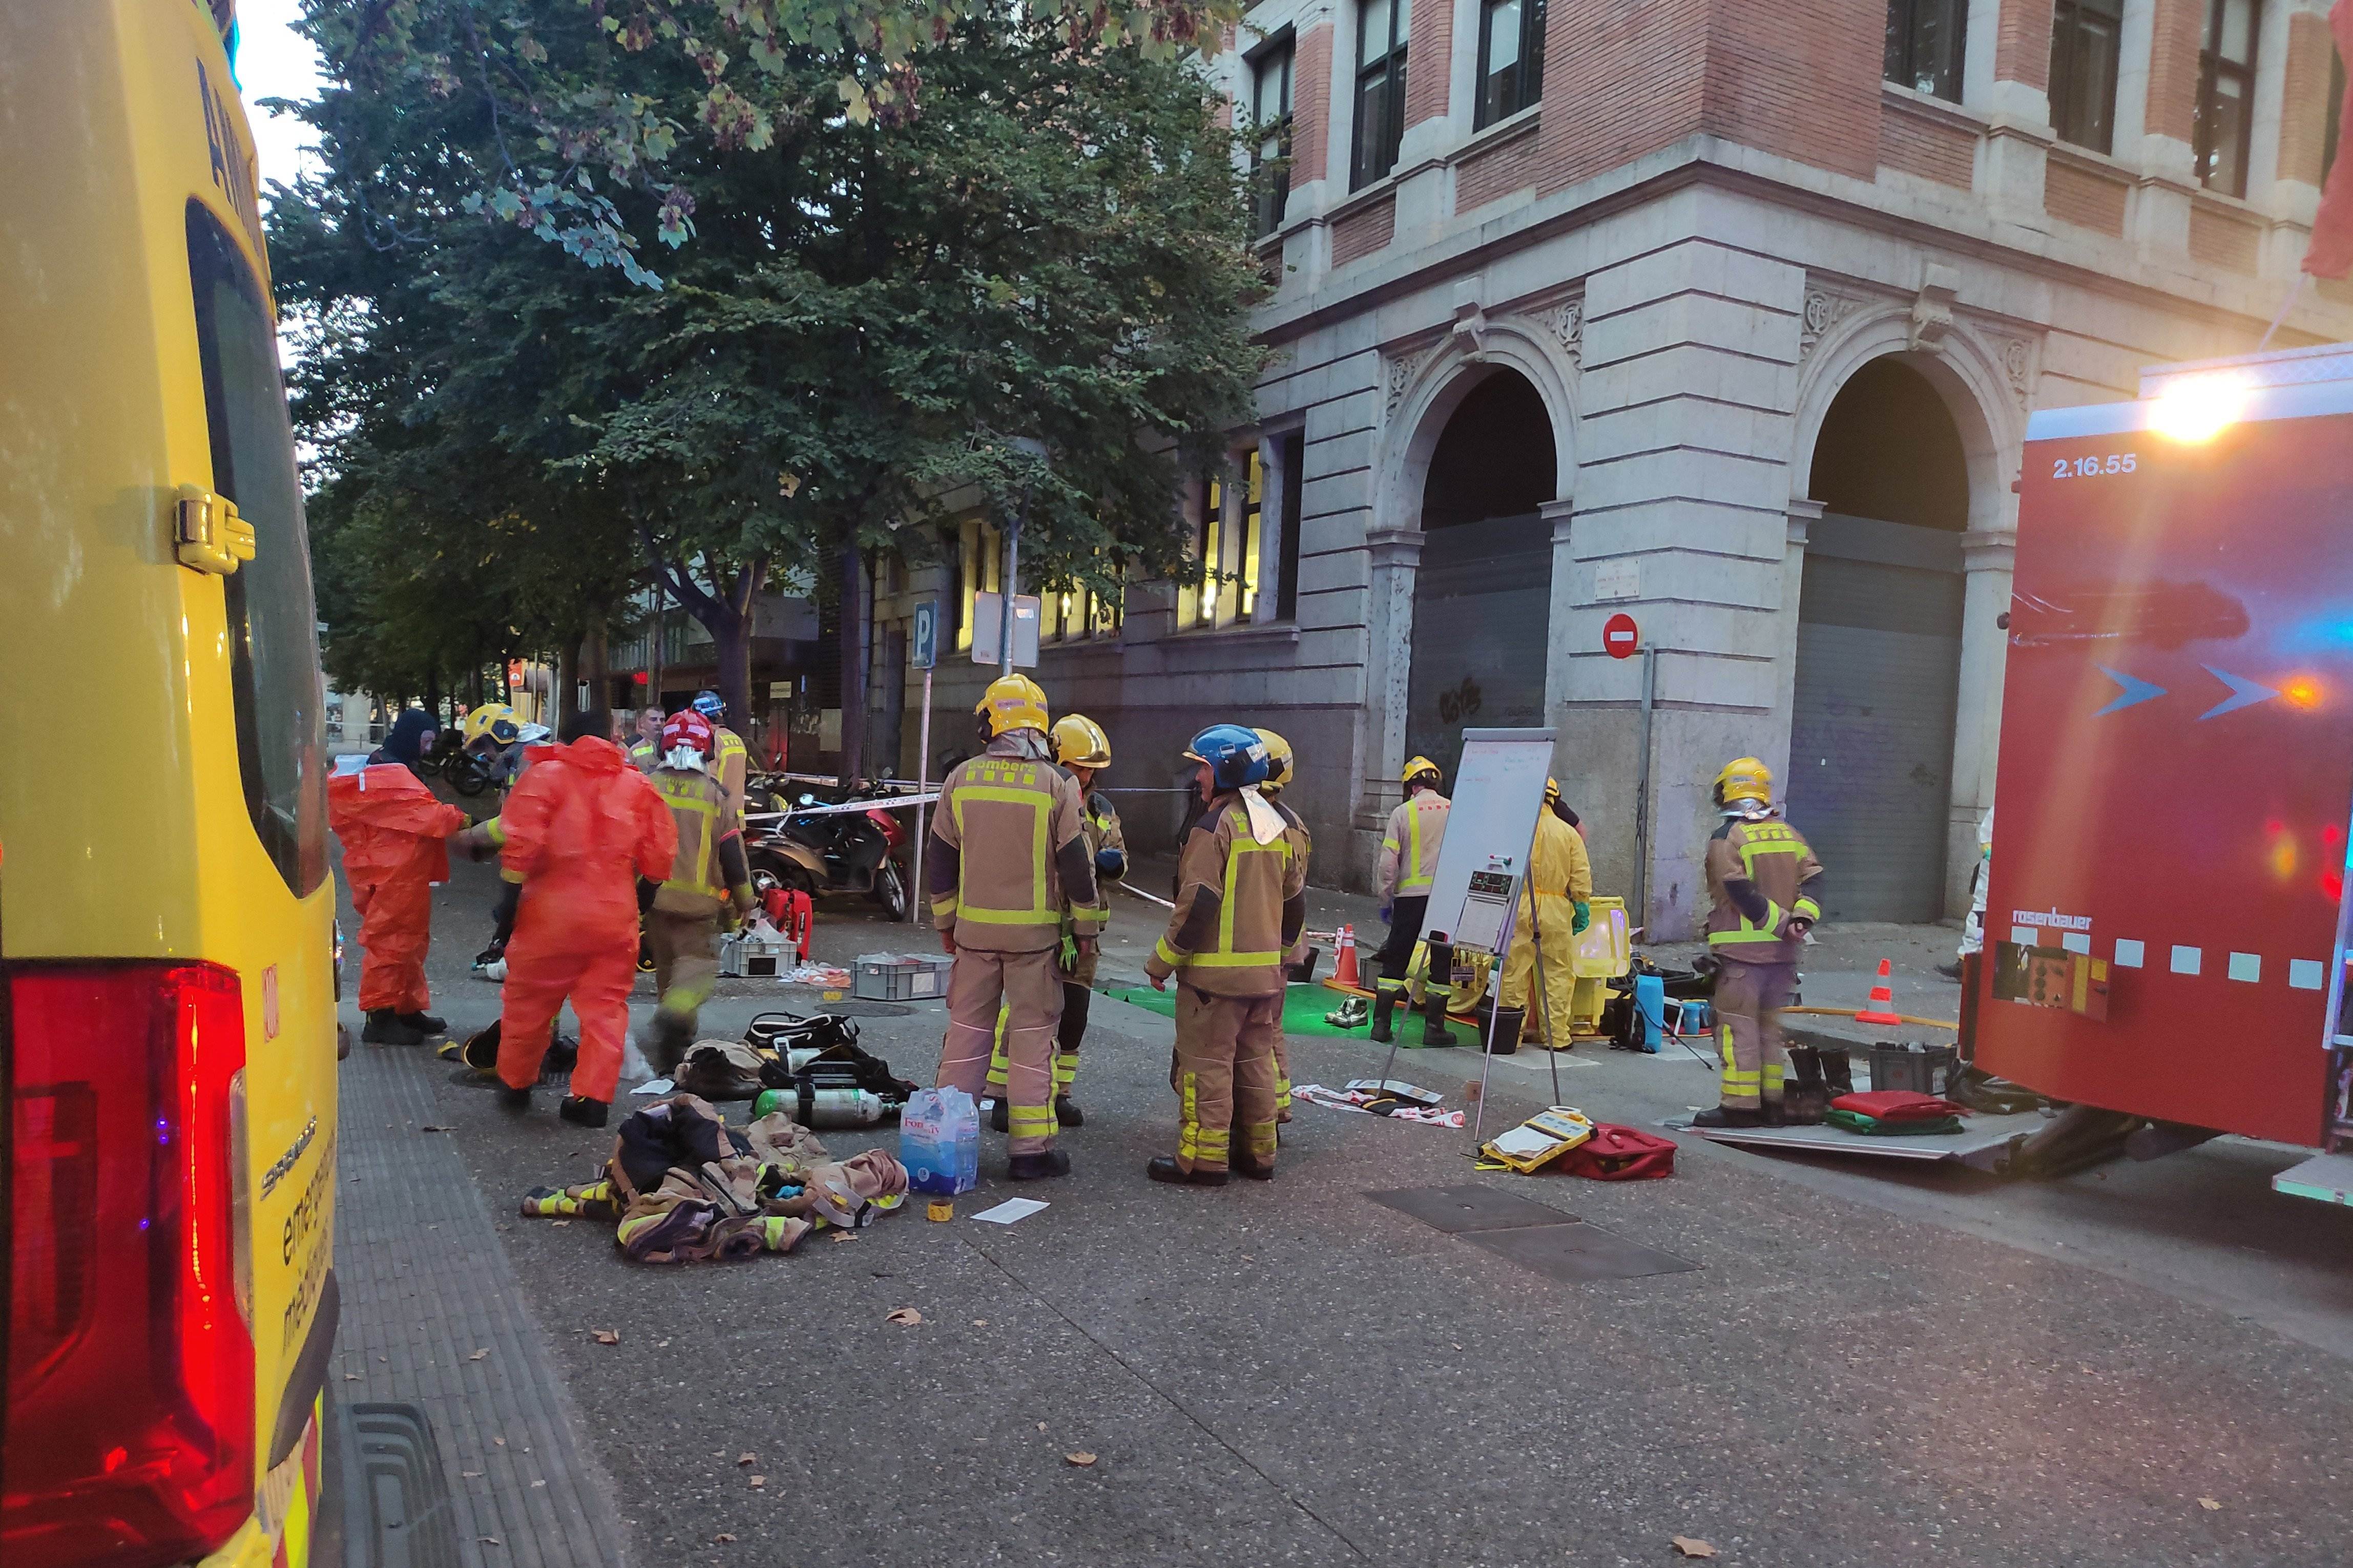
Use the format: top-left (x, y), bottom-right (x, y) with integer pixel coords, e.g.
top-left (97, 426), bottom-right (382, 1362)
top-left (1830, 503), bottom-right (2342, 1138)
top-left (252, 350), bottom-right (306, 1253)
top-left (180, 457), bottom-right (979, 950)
top-left (1420, 727), bottom-right (1555, 958)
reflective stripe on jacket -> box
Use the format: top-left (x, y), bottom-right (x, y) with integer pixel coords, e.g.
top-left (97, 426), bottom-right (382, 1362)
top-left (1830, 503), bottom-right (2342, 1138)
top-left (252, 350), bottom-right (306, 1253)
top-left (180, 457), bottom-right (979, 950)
top-left (1378, 791), bottom-right (1450, 898)
top-left (926, 738), bottom-right (1101, 952)
top-left (1152, 794), bottom-right (1310, 997)
top-left (1703, 817), bottom-right (1825, 964)
top-left (651, 765), bottom-right (747, 914)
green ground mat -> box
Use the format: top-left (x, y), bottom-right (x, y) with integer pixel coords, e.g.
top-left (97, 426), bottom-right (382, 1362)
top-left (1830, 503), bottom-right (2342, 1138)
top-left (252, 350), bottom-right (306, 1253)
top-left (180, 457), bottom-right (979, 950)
top-left (1097, 983), bottom-right (1474, 1047)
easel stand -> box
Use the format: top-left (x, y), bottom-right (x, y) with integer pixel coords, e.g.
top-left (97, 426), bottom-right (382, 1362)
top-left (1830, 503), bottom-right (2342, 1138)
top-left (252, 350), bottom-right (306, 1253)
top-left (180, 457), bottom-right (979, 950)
top-left (1469, 814), bottom-right (1564, 1147)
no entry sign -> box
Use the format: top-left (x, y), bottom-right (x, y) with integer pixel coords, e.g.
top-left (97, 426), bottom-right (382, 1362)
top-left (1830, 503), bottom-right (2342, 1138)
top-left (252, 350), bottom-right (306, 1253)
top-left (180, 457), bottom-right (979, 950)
top-left (1602, 612), bottom-right (1640, 659)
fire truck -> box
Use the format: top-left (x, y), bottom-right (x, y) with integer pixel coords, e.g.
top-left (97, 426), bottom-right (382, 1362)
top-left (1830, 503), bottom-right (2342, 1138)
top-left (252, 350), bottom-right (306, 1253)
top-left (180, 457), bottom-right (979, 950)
top-left (1978, 340), bottom-right (2353, 1205)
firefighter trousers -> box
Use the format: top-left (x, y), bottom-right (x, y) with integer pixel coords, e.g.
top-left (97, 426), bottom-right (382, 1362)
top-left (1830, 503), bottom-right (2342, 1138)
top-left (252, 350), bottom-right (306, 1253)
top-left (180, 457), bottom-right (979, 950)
top-left (645, 907), bottom-right (720, 1034)
top-left (938, 946), bottom-right (1065, 1157)
top-left (497, 937), bottom-right (638, 1103)
top-left (986, 979), bottom-right (1089, 1100)
top-left (1712, 958), bottom-right (1795, 1111)
top-left (352, 873), bottom-right (435, 1014)
top-left (1174, 986), bottom-right (1280, 1176)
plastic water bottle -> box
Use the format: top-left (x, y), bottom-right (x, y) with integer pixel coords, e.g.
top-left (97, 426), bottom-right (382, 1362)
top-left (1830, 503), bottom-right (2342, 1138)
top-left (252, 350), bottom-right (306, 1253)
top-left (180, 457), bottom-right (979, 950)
top-left (900, 1086), bottom-right (980, 1195)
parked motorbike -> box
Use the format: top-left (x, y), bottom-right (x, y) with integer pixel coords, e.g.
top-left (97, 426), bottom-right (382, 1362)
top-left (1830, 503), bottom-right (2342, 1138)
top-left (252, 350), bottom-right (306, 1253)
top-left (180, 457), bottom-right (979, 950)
top-left (746, 790), bottom-right (911, 922)
top-left (412, 728), bottom-right (494, 796)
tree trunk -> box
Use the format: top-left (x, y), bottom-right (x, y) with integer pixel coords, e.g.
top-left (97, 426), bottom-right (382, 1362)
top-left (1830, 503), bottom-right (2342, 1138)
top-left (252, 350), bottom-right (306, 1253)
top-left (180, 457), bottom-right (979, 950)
top-left (712, 605), bottom-right (752, 737)
top-left (556, 637), bottom-right (579, 725)
top-left (582, 618), bottom-right (612, 740)
top-left (836, 541), bottom-right (867, 787)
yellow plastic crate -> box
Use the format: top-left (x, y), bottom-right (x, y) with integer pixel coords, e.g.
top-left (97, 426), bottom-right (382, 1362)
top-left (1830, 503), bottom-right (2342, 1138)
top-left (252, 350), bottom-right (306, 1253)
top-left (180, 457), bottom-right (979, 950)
top-left (1568, 896), bottom-right (1630, 1034)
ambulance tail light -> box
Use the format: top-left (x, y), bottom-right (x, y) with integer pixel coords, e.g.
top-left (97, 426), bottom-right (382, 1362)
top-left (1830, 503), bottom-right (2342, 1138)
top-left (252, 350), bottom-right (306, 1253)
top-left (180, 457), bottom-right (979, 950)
top-left (2, 962), bottom-right (256, 1568)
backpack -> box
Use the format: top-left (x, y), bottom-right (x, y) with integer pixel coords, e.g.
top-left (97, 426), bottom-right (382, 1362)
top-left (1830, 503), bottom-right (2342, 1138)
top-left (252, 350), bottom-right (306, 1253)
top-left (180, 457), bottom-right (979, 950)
top-left (1554, 1123), bottom-right (1677, 1181)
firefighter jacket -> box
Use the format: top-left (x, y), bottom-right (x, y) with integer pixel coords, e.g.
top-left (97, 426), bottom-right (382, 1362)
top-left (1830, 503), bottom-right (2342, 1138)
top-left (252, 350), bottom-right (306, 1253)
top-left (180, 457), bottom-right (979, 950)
top-left (1704, 814), bottom-right (1825, 966)
top-left (328, 763), bottom-right (465, 889)
top-left (1058, 781), bottom-right (1127, 986)
top-left (629, 737), bottom-right (658, 773)
top-left (927, 734), bottom-right (1101, 953)
top-left (713, 724), bottom-right (748, 821)
top-left (1147, 791), bottom-right (1310, 998)
top-left (651, 763), bottom-right (754, 918)
top-left (500, 736), bottom-right (679, 957)
top-left (1378, 790), bottom-right (1450, 902)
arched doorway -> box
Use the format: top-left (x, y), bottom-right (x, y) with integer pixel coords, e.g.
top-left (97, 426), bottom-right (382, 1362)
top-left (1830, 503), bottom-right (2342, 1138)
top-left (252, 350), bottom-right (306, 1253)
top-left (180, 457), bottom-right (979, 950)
top-left (1785, 357), bottom-right (1969, 923)
top-left (1404, 368), bottom-right (1558, 779)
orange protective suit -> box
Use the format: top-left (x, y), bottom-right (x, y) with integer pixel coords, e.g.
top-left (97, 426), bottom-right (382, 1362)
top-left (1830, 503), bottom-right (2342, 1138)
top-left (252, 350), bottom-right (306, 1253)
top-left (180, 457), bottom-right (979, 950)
top-left (494, 735), bottom-right (678, 1102)
top-left (328, 764), bottom-right (466, 1014)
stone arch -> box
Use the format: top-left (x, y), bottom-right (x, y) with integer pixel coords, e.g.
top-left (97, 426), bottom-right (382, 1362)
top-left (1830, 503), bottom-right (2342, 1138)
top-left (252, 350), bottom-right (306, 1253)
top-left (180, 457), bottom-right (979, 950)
top-left (1380, 317), bottom-right (1579, 530)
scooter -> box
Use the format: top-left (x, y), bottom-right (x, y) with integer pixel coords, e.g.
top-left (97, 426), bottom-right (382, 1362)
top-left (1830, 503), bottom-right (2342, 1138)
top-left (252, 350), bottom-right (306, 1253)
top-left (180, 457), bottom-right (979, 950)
top-left (746, 791), bottom-right (911, 922)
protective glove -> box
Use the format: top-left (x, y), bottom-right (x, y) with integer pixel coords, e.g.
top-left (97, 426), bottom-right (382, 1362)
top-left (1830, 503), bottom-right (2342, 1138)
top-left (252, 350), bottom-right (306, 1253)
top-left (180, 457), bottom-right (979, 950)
top-left (1380, 902), bottom-right (1393, 924)
top-left (1058, 931), bottom-right (1080, 973)
top-left (1571, 901), bottom-right (1592, 935)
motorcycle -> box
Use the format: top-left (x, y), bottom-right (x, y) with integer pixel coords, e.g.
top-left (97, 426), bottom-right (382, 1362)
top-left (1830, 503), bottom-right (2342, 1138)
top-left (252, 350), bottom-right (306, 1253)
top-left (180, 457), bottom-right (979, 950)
top-left (746, 789), bottom-right (911, 922)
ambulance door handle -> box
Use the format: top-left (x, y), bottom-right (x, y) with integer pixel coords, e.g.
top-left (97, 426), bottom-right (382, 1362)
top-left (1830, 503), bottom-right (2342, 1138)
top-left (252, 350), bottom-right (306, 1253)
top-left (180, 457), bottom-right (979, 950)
top-left (175, 483), bottom-right (256, 575)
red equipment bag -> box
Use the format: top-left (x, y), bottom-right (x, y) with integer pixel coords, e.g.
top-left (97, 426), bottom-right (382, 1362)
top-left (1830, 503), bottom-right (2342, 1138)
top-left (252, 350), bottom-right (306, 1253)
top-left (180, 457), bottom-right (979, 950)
top-left (1555, 1123), bottom-right (1676, 1181)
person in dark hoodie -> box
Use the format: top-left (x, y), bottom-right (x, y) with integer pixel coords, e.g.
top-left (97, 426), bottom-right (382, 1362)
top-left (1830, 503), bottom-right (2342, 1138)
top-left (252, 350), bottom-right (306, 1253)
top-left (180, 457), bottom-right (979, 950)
top-left (329, 708), bottom-right (467, 1045)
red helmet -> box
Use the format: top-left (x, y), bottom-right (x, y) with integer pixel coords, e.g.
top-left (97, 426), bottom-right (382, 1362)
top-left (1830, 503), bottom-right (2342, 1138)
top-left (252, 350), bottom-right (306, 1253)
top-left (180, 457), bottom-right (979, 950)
top-left (660, 709), bottom-right (715, 759)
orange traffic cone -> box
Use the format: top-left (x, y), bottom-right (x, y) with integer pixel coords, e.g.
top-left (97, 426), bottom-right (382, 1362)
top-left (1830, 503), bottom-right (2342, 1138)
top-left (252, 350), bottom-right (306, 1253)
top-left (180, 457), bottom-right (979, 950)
top-left (1855, 958), bottom-right (1903, 1025)
top-left (1334, 924), bottom-right (1361, 990)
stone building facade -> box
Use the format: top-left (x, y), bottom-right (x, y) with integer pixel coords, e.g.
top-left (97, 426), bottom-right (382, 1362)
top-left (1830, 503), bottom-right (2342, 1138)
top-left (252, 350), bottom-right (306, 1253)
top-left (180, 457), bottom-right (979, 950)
top-left (883, 0), bottom-right (2352, 939)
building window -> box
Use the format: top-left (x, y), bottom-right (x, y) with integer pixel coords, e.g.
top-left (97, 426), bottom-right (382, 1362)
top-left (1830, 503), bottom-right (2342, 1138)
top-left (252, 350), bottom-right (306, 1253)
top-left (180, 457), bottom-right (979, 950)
top-left (1038, 562), bottom-right (1125, 643)
top-left (953, 518), bottom-right (1002, 653)
top-left (2194, 0), bottom-right (2261, 197)
top-left (1885, 0), bottom-right (1967, 102)
top-left (1178, 457), bottom-right (1266, 631)
top-left (2049, 0), bottom-right (2124, 154)
top-left (1276, 433), bottom-right (1304, 622)
top-left (1475, 0), bottom-right (1546, 128)
top-left (1252, 38), bottom-right (1295, 238)
top-left (1351, 0), bottom-right (1410, 190)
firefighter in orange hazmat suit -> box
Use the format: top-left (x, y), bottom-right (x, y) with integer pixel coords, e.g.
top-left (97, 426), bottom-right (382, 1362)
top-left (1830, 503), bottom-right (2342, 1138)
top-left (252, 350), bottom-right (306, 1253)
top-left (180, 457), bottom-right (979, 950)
top-left (493, 714), bottom-right (679, 1128)
top-left (329, 707), bottom-right (467, 1048)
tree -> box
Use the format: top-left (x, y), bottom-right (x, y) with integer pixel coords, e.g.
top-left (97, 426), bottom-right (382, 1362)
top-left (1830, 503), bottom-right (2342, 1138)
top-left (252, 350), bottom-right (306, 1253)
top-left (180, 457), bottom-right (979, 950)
top-left (275, 1), bottom-right (1263, 776)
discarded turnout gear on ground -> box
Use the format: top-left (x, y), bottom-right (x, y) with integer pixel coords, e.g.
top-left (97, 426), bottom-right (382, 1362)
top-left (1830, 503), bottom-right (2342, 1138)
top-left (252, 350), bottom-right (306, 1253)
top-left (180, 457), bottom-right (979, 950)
top-left (667, 1012), bottom-right (920, 1126)
top-left (520, 1092), bottom-right (909, 1264)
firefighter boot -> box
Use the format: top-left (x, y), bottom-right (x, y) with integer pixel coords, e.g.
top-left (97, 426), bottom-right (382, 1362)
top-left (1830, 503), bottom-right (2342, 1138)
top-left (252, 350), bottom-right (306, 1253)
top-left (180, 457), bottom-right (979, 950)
top-left (1818, 1046), bottom-right (1855, 1099)
top-left (649, 1010), bottom-right (694, 1077)
top-left (397, 1010), bottom-right (447, 1036)
top-left (1008, 1149), bottom-right (1072, 1181)
top-left (1054, 1095), bottom-right (1085, 1128)
top-left (363, 1010), bottom-right (427, 1047)
top-left (1369, 982), bottom-right (1403, 1044)
top-left (1147, 1157), bottom-right (1230, 1187)
top-left (1782, 1046), bottom-right (1827, 1125)
top-left (1690, 1104), bottom-right (1764, 1129)
top-left (559, 1095), bottom-right (610, 1130)
top-left (989, 1097), bottom-right (1010, 1134)
top-left (1420, 939), bottom-right (1459, 1047)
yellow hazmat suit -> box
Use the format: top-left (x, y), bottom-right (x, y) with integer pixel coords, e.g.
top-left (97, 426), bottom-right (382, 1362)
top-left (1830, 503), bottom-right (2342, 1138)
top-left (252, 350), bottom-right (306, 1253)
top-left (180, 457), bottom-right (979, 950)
top-left (1498, 804), bottom-right (1592, 1047)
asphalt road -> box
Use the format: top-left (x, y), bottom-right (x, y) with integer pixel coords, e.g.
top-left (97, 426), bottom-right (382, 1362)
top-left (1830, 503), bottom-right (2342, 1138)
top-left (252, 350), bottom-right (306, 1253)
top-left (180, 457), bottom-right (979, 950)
top-left (335, 856), bottom-right (2353, 1567)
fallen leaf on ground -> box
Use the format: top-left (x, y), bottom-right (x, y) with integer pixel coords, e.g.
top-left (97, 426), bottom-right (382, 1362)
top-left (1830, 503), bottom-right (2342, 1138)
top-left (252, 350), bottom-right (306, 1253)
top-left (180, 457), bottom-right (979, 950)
top-left (550, 1219), bottom-right (572, 1228)
top-left (463, 1471), bottom-right (483, 1478)
top-left (467, 1349), bottom-right (489, 1361)
top-left (748, 1474), bottom-right (767, 1488)
top-left (714, 1534), bottom-right (737, 1544)
top-left (737, 1453), bottom-right (756, 1466)
top-left (973, 1318), bottom-right (990, 1326)
top-left (829, 1231), bottom-right (859, 1243)
top-left (478, 1538), bottom-right (502, 1548)
top-left (1671, 1538), bottom-right (1717, 1559)
top-left (492, 1436), bottom-right (506, 1446)
top-left (344, 1373), bottom-right (361, 1381)
top-left (590, 1328), bottom-right (620, 1345)
top-left (2199, 1498), bottom-right (2222, 1511)
top-left (1065, 1452), bottom-right (1098, 1468)
top-left (885, 1307), bottom-right (923, 1326)
top-left (1037, 1422), bottom-right (1047, 1432)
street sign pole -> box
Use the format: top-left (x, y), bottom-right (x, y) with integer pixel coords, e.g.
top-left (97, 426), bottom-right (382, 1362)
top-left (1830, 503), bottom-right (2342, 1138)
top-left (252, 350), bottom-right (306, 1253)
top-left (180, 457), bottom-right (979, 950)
top-left (910, 599), bottom-right (939, 928)
top-left (1602, 611), bottom-right (1650, 930)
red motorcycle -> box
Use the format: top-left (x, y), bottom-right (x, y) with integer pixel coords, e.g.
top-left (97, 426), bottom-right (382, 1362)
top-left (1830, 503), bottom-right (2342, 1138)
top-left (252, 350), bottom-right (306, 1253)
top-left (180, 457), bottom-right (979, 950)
top-left (746, 790), bottom-right (911, 922)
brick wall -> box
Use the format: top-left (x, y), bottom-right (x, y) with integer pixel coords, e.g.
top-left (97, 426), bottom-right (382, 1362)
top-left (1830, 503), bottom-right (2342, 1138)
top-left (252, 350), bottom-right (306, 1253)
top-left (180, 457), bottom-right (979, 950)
top-left (1532, 0), bottom-right (1710, 191)
top-left (1881, 99), bottom-right (1978, 186)
top-left (1331, 194), bottom-right (1397, 263)
top-left (1699, 0), bottom-right (1884, 181)
top-left (2045, 159), bottom-right (2130, 233)
top-left (2280, 8), bottom-right (2338, 187)
top-left (1403, 0), bottom-right (1454, 126)
top-left (1455, 120), bottom-right (1541, 211)
top-left (1293, 23), bottom-right (1334, 192)
top-left (2144, 0), bottom-right (2205, 144)
top-left (1994, 0), bottom-right (2055, 92)
top-left (2188, 203), bottom-right (2261, 272)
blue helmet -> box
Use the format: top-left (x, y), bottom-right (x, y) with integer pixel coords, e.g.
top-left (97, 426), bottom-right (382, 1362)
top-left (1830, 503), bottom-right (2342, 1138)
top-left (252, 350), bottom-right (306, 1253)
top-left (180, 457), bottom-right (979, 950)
top-left (692, 691), bottom-right (725, 720)
top-left (1185, 723), bottom-right (1271, 791)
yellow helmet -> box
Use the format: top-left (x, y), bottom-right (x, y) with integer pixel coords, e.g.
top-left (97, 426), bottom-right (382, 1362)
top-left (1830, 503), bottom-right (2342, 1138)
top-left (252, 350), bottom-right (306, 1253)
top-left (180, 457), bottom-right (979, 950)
top-left (1052, 713), bottom-right (1112, 769)
top-left (1545, 776), bottom-right (1562, 804)
top-left (1401, 755), bottom-right (1441, 788)
top-left (1714, 756), bottom-right (1773, 807)
top-left (1254, 728), bottom-right (1295, 792)
top-left (462, 702), bottom-right (520, 747)
top-left (975, 673), bottom-right (1051, 737)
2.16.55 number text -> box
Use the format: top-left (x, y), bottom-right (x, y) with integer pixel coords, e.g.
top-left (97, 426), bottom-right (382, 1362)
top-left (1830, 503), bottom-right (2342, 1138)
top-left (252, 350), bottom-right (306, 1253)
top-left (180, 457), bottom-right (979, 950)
top-left (2054, 453), bottom-right (2137, 478)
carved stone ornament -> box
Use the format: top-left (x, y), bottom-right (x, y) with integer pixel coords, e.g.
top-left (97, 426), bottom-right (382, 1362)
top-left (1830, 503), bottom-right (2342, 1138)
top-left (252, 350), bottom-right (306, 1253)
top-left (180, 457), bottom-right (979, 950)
top-left (1384, 349), bottom-right (1428, 421)
top-left (1799, 288), bottom-right (1864, 359)
top-left (1545, 296), bottom-right (1584, 367)
top-left (1998, 334), bottom-right (2038, 402)
top-left (1906, 263), bottom-right (1962, 353)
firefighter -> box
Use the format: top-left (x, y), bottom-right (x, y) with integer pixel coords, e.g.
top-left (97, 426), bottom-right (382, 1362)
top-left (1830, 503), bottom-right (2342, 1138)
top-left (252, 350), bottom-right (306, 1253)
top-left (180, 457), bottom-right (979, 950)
top-left (492, 711), bottom-right (679, 1128)
top-left (329, 708), bottom-right (467, 1045)
top-left (929, 674), bottom-right (1102, 1180)
top-left (692, 690), bottom-right (749, 822)
top-left (1254, 727), bottom-right (1309, 1121)
top-left (627, 705), bottom-right (664, 772)
top-left (1694, 756), bottom-right (1825, 1128)
top-left (1497, 779), bottom-right (1592, 1048)
top-left (643, 709), bottom-right (758, 1072)
top-left (1368, 756), bottom-right (1451, 1043)
top-left (1145, 724), bottom-right (1308, 1186)
top-left (986, 713), bottom-right (1124, 1133)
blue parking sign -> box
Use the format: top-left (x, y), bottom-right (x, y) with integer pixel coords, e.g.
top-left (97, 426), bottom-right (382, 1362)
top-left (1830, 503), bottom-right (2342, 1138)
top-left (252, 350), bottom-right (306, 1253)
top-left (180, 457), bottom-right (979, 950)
top-left (911, 598), bottom-right (939, 671)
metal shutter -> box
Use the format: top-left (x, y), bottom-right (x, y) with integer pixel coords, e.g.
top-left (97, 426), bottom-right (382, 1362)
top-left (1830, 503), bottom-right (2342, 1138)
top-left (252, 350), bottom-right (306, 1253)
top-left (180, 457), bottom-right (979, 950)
top-left (1406, 512), bottom-right (1553, 778)
top-left (1782, 513), bottom-right (1964, 924)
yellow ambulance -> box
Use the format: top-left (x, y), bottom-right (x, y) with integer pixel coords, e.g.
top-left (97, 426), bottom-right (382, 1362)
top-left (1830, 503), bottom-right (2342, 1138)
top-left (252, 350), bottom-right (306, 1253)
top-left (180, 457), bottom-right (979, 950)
top-left (1, 3), bottom-right (339, 1564)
